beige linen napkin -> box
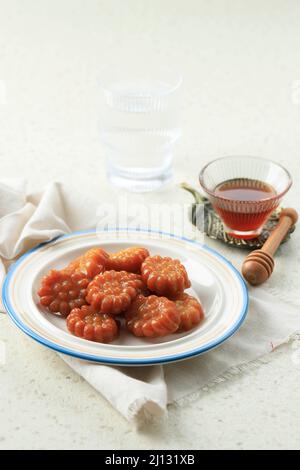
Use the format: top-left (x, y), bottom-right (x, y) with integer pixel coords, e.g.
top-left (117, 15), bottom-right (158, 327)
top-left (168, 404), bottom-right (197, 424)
top-left (0, 179), bottom-right (299, 424)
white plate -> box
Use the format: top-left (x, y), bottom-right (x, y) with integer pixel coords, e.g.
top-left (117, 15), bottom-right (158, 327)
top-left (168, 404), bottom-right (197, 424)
top-left (2, 228), bottom-right (248, 365)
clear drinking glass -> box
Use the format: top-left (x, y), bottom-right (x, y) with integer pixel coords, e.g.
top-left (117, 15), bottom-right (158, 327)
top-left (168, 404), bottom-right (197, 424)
top-left (199, 156), bottom-right (292, 239)
top-left (99, 68), bottom-right (182, 192)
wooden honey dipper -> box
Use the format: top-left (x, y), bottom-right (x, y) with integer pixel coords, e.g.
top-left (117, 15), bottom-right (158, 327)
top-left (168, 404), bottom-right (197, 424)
top-left (242, 208), bottom-right (298, 286)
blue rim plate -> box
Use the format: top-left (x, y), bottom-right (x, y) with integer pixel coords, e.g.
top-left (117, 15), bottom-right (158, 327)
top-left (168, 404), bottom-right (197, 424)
top-left (2, 228), bottom-right (248, 365)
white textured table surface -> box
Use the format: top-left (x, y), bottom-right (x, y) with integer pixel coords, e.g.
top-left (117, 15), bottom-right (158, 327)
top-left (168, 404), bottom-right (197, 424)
top-left (0, 0), bottom-right (300, 450)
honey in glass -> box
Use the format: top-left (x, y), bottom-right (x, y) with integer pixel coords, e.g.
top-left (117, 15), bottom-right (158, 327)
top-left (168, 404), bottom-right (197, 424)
top-left (213, 178), bottom-right (277, 238)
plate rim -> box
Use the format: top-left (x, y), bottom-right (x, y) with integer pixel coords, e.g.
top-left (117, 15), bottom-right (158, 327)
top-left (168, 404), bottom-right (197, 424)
top-left (2, 228), bottom-right (249, 365)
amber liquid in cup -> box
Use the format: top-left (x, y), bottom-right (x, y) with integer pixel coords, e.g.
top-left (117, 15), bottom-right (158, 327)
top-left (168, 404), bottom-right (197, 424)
top-left (214, 178), bottom-right (277, 238)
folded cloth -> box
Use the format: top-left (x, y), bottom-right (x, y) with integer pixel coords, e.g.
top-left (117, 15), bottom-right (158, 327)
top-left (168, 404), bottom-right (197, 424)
top-left (0, 179), bottom-right (299, 424)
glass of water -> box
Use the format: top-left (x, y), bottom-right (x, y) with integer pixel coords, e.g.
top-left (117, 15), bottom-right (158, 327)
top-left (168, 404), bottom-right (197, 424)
top-left (99, 68), bottom-right (182, 192)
